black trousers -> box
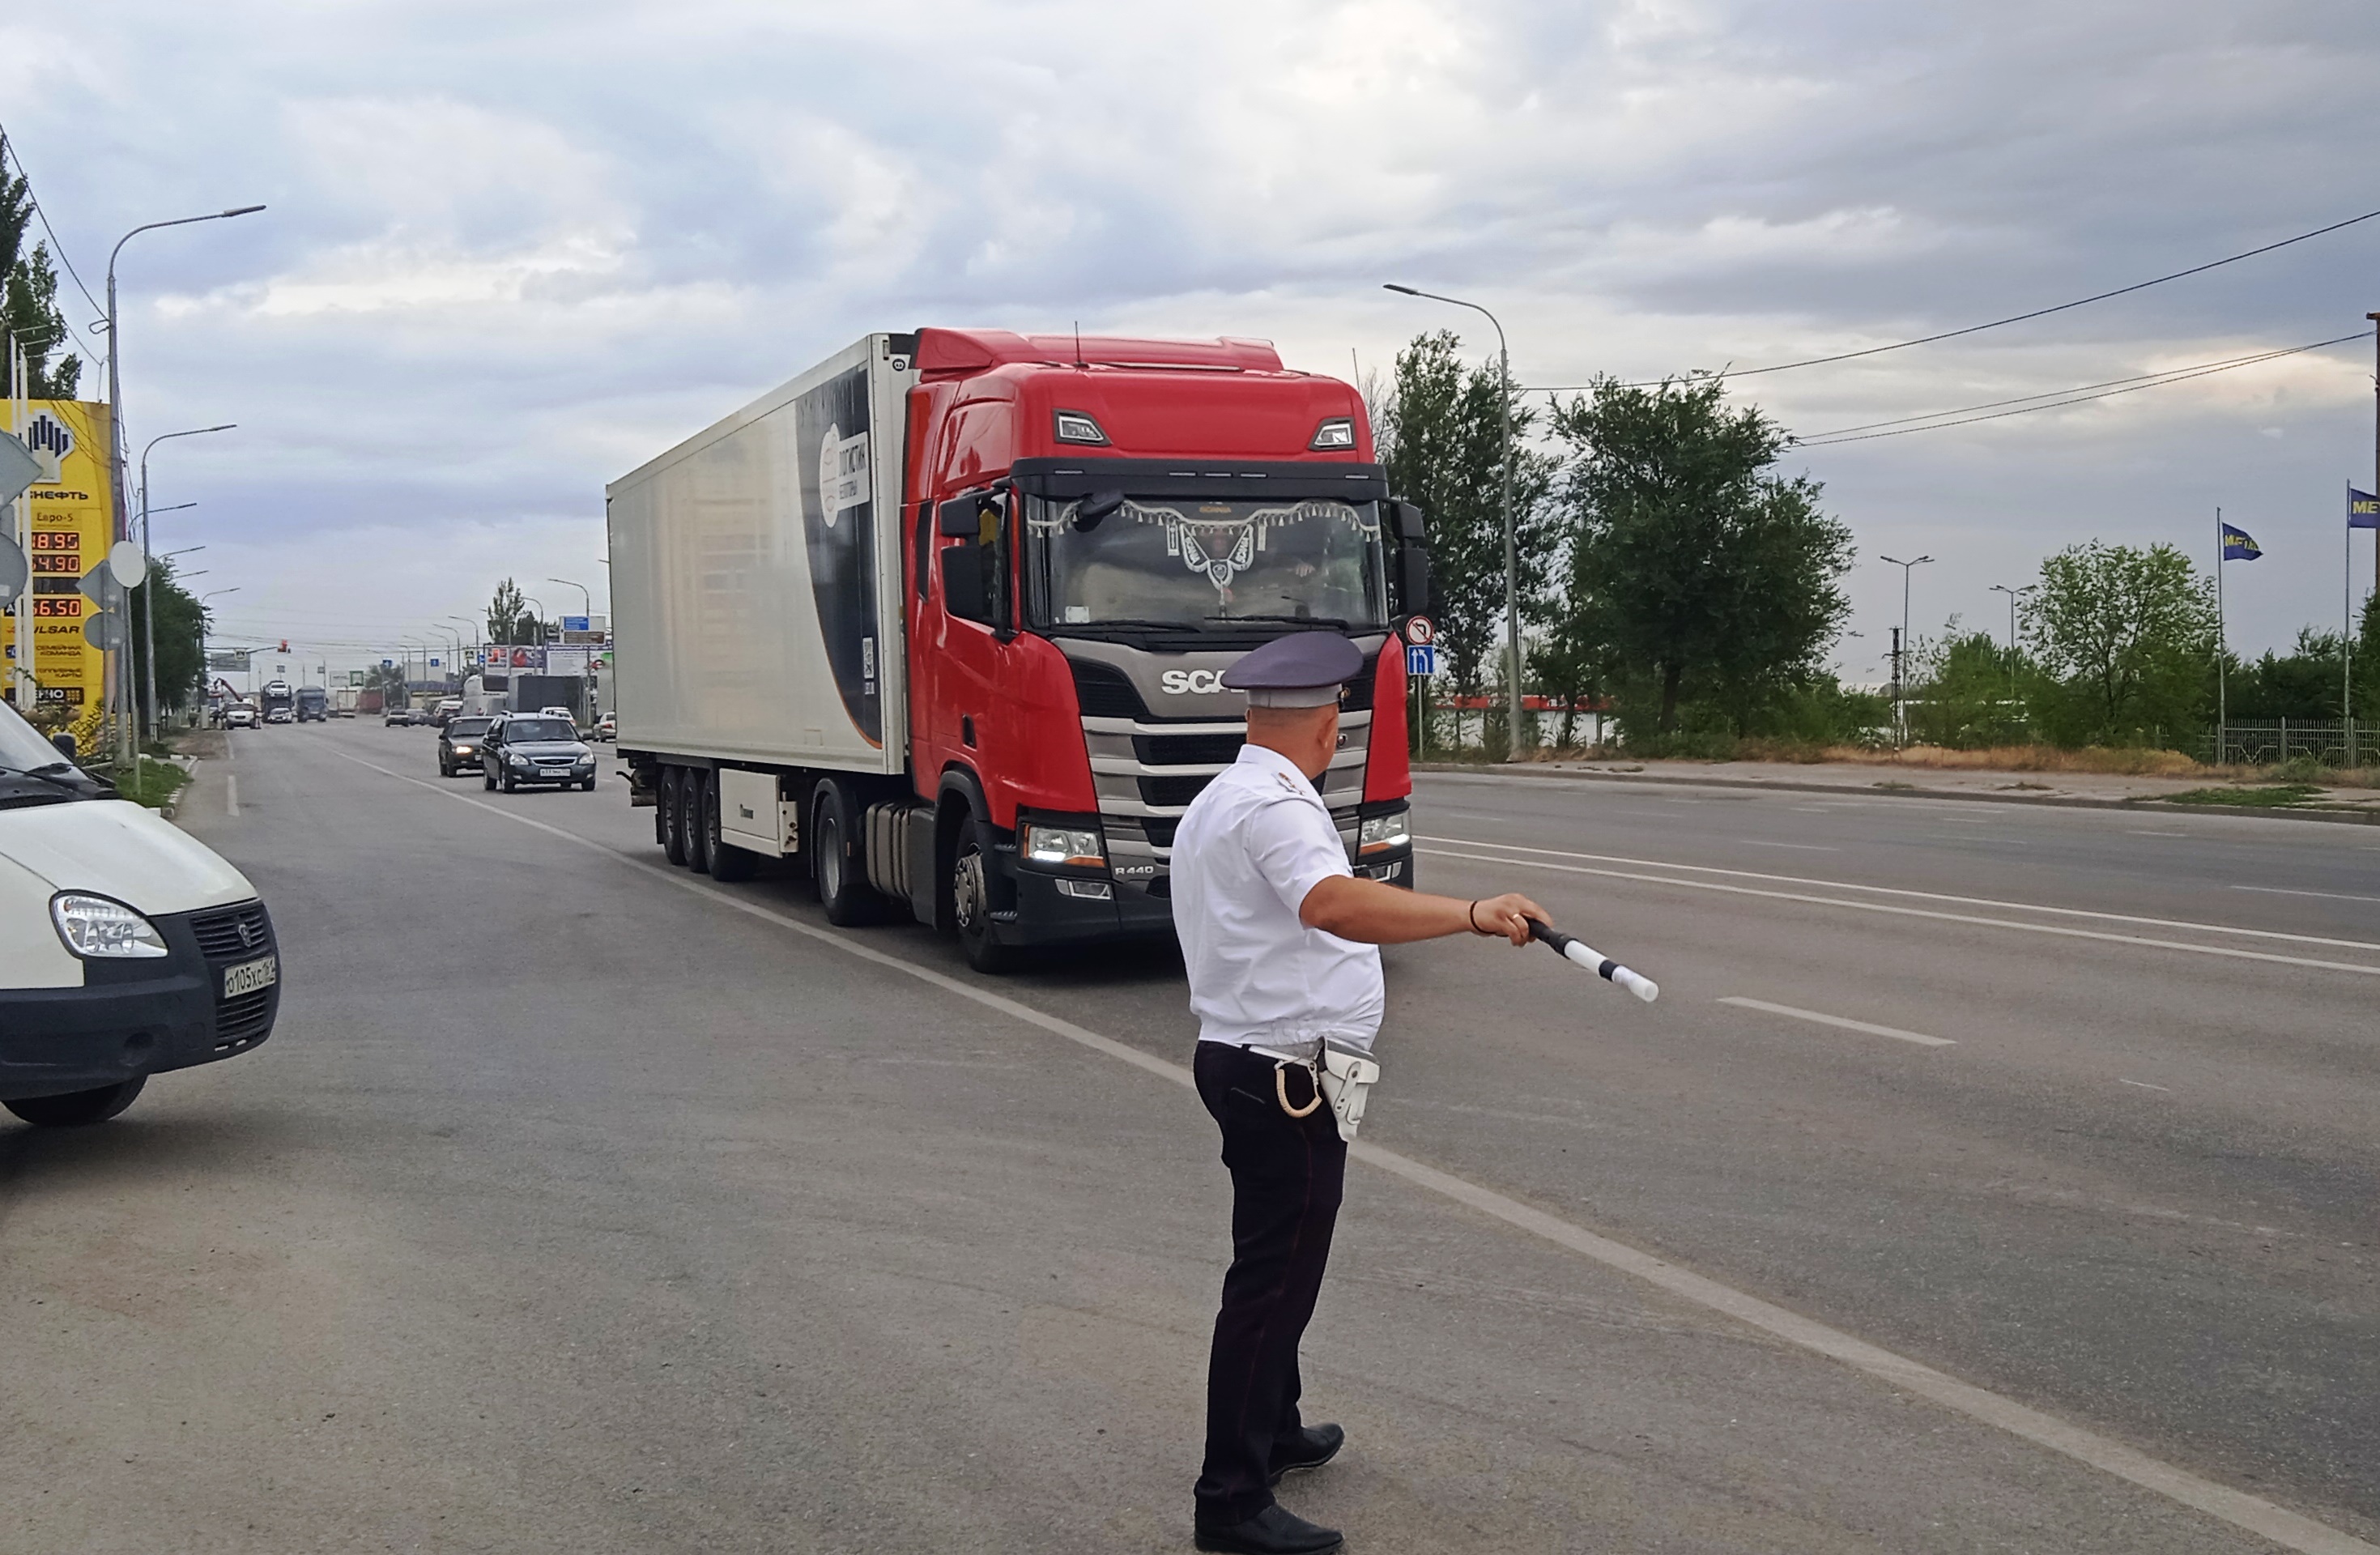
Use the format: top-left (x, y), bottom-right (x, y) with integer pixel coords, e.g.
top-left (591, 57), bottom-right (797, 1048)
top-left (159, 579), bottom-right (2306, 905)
top-left (1193, 1042), bottom-right (1349, 1523)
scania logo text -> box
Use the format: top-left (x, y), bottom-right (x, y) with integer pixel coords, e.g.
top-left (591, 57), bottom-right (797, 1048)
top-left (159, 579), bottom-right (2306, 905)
top-left (1160, 669), bottom-right (1228, 695)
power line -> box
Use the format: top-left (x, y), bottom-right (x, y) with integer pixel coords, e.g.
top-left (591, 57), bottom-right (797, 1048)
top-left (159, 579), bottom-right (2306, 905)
top-left (1793, 327), bottom-right (2371, 446)
top-left (1522, 203), bottom-right (2380, 392)
top-left (0, 125), bottom-right (109, 334)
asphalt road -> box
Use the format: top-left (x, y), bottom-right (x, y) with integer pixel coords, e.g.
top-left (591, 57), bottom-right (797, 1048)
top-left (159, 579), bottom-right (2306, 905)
top-left (2, 720), bottom-right (2373, 1553)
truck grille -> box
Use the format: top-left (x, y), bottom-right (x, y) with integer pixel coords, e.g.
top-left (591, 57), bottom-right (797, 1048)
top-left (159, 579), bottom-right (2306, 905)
top-left (190, 901), bottom-right (273, 961)
top-left (1139, 774), bottom-right (1216, 807)
top-left (1071, 662), bottom-right (1147, 721)
top-left (1135, 731), bottom-right (1243, 766)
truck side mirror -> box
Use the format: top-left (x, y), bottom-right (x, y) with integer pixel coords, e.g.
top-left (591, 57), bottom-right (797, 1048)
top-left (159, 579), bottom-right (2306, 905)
top-left (1394, 547), bottom-right (1433, 616)
top-left (938, 500), bottom-right (980, 537)
top-left (1387, 500), bottom-right (1426, 543)
top-left (940, 543), bottom-right (993, 625)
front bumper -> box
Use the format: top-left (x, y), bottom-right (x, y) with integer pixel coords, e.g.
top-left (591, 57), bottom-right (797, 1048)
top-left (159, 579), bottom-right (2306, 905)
top-left (0, 900), bottom-right (279, 1101)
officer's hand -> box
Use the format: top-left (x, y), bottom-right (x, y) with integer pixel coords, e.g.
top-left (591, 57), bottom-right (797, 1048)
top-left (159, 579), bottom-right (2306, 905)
top-left (1472, 893), bottom-right (1549, 946)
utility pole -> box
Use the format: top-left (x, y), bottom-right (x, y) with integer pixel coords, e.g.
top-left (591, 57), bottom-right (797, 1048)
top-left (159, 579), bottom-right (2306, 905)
top-left (138, 424), bottom-right (233, 739)
top-left (2369, 313), bottom-right (2378, 594)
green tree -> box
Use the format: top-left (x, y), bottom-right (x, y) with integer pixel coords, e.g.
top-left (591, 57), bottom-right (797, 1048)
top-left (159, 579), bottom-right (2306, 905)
top-left (1377, 330), bottom-right (1560, 746)
top-left (1906, 624), bottom-right (2029, 748)
top-left (485, 577), bottom-right (545, 645)
top-left (2229, 627), bottom-right (2351, 721)
top-left (2353, 590), bottom-right (2380, 726)
top-left (128, 560), bottom-right (209, 722)
top-left (0, 137), bottom-right (83, 397)
top-left (1551, 375), bottom-right (1854, 735)
top-left (2025, 541), bottom-right (2215, 746)
top-left (365, 662), bottom-right (410, 704)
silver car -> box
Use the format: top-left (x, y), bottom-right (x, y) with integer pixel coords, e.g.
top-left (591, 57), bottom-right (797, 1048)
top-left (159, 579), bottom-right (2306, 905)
top-left (480, 714), bottom-right (598, 793)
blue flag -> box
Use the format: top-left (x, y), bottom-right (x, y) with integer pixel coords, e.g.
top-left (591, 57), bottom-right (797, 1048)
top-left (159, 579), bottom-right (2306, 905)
top-left (2353, 488), bottom-right (2380, 530)
top-left (2220, 523), bottom-right (2262, 561)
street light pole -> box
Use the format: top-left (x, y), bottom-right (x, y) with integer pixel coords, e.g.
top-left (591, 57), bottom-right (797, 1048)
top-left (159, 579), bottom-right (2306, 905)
top-left (1879, 555), bottom-right (1932, 747)
top-left (547, 576), bottom-right (591, 624)
top-left (1988, 582), bottom-right (2034, 701)
top-left (105, 204), bottom-right (263, 763)
top-left (1385, 283), bottom-right (1523, 760)
top-left (138, 424), bottom-right (234, 739)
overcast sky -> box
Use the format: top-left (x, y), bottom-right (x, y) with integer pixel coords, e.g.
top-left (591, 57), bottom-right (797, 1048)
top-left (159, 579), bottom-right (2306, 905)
top-left (7, 0), bottom-right (2378, 683)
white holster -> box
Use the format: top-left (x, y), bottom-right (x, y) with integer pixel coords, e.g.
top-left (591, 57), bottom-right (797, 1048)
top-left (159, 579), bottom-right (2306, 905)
top-left (1315, 1045), bottom-right (1382, 1143)
top-left (1255, 1043), bottom-right (1382, 1144)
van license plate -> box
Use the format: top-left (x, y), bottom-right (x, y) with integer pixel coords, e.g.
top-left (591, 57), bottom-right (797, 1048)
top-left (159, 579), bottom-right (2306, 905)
top-left (224, 956), bottom-right (279, 999)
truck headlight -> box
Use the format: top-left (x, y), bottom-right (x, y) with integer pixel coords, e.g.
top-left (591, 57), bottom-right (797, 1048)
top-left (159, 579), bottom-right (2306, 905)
top-left (1024, 824), bottom-right (1105, 868)
top-left (1358, 812), bottom-right (1411, 855)
top-left (51, 893), bottom-right (170, 959)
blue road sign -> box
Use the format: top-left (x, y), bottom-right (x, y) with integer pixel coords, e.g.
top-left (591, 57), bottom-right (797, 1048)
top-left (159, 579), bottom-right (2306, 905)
top-left (562, 615), bottom-right (590, 632)
top-left (1406, 644), bottom-right (1437, 677)
top-left (381, 658), bottom-right (394, 668)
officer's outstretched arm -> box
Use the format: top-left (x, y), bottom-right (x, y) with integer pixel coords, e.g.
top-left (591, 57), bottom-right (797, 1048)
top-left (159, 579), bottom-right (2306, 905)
top-left (1298, 878), bottom-right (1548, 946)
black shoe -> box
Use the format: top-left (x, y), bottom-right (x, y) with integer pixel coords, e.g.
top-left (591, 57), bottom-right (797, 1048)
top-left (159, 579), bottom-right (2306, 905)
top-left (1267, 1423), bottom-right (1345, 1485)
top-left (1194, 1503), bottom-right (1344, 1553)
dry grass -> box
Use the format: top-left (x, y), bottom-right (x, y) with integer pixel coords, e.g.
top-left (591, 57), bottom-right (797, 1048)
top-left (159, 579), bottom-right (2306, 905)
top-left (1829, 743), bottom-right (2208, 777)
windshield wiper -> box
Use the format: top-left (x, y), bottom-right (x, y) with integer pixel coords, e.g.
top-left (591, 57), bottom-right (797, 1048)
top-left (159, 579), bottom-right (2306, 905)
top-left (0, 762), bottom-right (80, 787)
top-left (1205, 613), bottom-right (1353, 628)
top-left (1048, 618), bottom-right (1208, 633)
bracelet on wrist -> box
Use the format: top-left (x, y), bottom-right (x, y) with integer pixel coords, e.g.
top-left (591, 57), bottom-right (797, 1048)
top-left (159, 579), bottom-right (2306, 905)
top-left (1468, 899), bottom-right (1486, 935)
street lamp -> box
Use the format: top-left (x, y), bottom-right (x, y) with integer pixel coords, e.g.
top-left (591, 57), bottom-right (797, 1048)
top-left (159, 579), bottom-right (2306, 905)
top-left (445, 614), bottom-right (480, 679)
top-left (1988, 583), bottom-right (2034, 700)
top-left (163, 545), bottom-right (205, 560)
top-left (547, 576), bottom-right (592, 624)
top-left (138, 424), bottom-right (235, 738)
top-left (1385, 282), bottom-right (1523, 760)
top-left (1879, 555), bottom-right (1932, 747)
top-left (106, 204), bottom-right (262, 759)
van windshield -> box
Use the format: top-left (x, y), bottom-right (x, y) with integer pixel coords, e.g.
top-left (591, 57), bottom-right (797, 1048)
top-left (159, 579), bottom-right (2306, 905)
top-left (0, 698), bottom-right (73, 773)
top-left (1024, 496), bottom-right (1387, 633)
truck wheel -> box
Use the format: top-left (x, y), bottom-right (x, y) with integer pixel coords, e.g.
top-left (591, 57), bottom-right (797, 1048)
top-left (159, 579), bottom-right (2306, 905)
top-left (659, 769), bottom-right (688, 865)
top-left (684, 772), bottom-right (713, 875)
top-left (5, 1078), bottom-right (145, 1127)
top-left (811, 782), bottom-right (883, 926)
top-left (952, 833), bottom-right (1020, 973)
top-left (706, 782), bottom-right (758, 882)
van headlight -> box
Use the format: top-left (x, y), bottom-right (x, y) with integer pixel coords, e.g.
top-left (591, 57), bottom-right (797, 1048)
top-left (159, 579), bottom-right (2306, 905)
top-left (1358, 812), bottom-right (1411, 855)
top-left (1024, 823), bottom-right (1105, 868)
top-left (51, 893), bottom-right (170, 959)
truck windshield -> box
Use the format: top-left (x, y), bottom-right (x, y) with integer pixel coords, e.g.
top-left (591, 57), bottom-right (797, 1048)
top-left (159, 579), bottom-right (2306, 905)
top-left (1024, 496), bottom-right (1387, 633)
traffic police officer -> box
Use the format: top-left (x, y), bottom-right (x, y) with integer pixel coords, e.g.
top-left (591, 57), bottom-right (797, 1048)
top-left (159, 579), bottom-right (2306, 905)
top-left (1172, 631), bottom-right (1550, 1554)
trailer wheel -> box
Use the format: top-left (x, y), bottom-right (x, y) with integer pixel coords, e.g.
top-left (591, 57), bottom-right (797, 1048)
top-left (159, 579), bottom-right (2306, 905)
top-left (5, 1078), bottom-right (145, 1127)
top-left (659, 768), bottom-right (688, 866)
top-left (683, 771), bottom-right (713, 875)
top-left (952, 831), bottom-right (1020, 973)
top-left (705, 781), bottom-right (759, 882)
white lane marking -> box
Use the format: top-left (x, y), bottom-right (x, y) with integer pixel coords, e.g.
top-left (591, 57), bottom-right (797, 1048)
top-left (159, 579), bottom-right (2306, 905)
top-left (1737, 839), bottom-right (1841, 852)
top-left (2130, 829), bottom-right (2190, 838)
top-left (1420, 845), bottom-right (2380, 982)
top-left (225, 774), bottom-right (239, 817)
top-left (321, 746), bottom-right (2377, 1555)
top-left (2118, 1079), bottom-right (2174, 1093)
top-left (1717, 997), bottom-right (1955, 1047)
top-left (1420, 834), bottom-right (2380, 955)
top-left (2233, 884), bottom-right (2380, 905)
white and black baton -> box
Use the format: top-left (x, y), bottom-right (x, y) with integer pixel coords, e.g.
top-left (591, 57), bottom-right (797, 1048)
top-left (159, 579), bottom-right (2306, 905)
top-left (1527, 920), bottom-right (1659, 1003)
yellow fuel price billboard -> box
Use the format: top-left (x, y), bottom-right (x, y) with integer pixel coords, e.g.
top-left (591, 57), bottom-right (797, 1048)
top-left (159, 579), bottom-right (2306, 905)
top-left (6, 399), bottom-right (115, 717)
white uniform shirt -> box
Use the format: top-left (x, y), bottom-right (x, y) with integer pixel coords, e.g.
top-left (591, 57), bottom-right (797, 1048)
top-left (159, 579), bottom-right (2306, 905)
top-left (1171, 743), bottom-right (1385, 1054)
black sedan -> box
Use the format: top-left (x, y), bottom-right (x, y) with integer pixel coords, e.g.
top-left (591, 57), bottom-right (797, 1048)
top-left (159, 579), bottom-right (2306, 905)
top-left (438, 717), bottom-right (494, 778)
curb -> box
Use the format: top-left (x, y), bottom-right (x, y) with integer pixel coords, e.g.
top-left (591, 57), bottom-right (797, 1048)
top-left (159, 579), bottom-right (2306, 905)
top-left (1410, 761), bottom-right (2380, 827)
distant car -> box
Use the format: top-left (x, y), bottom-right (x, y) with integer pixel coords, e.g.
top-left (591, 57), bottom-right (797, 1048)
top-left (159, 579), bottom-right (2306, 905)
top-left (384, 707), bottom-right (415, 727)
top-left (481, 714), bottom-right (597, 793)
top-left (438, 717), bottom-right (493, 778)
top-left (595, 712), bottom-right (616, 742)
top-left (264, 707), bottom-right (293, 726)
top-left (539, 705), bottom-right (577, 722)
top-left (224, 705), bottom-right (258, 730)
top-left (430, 698), bottom-right (463, 729)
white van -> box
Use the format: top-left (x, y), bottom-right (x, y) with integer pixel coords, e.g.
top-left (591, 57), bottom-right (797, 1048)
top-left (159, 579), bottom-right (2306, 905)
top-left (0, 700), bottom-right (279, 1127)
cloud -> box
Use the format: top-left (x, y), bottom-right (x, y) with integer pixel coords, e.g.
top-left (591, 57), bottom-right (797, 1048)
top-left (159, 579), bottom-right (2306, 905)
top-left (10, 0), bottom-right (2379, 675)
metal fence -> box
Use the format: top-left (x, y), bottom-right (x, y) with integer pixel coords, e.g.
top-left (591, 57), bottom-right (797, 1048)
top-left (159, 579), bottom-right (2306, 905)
top-left (2207, 719), bottom-right (2376, 768)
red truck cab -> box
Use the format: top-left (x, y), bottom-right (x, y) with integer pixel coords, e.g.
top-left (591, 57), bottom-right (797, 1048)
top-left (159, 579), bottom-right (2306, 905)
top-left (897, 328), bottom-right (1425, 968)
